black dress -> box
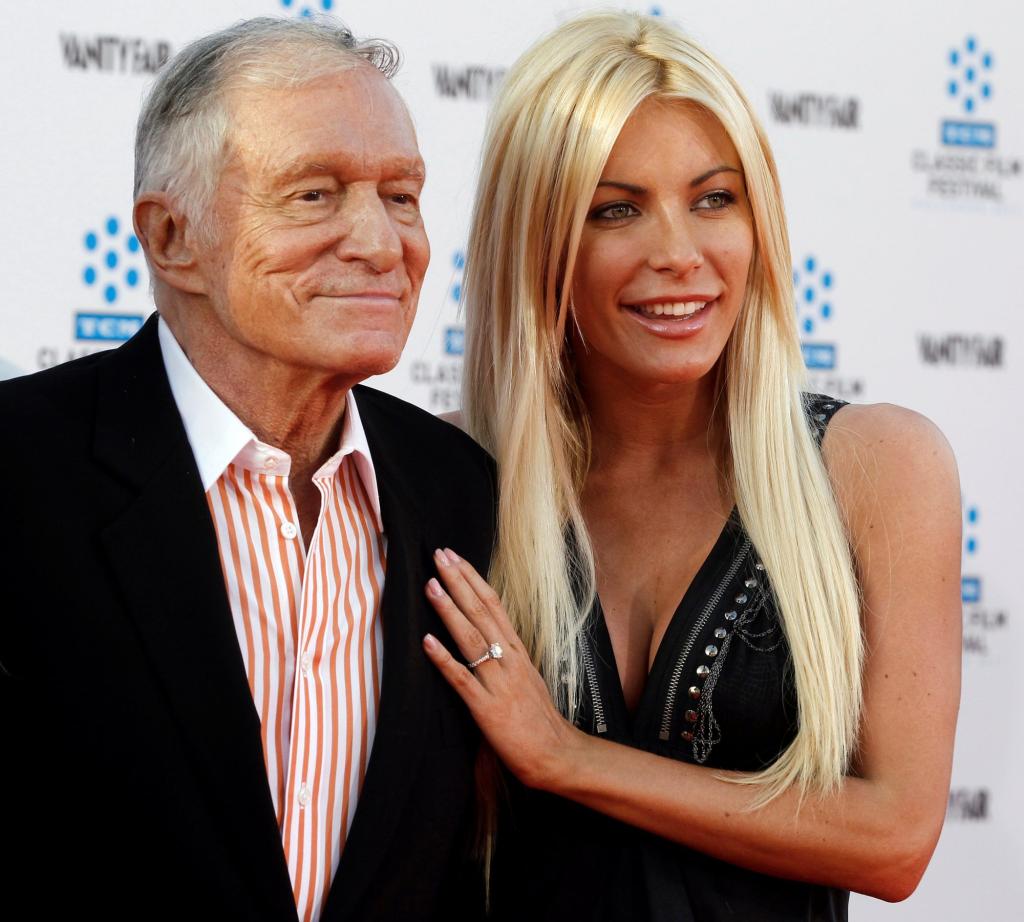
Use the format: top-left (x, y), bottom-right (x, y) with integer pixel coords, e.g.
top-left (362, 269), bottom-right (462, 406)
top-left (491, 395), bottom-right (850, 922)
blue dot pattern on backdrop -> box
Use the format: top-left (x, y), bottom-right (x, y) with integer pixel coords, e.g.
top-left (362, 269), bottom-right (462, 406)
top-left (966, 537), bottom-right (977, 553)
top-left (453, 251), bottom-right (466, 270)
top-left (967, 506), bottom-right (979, 524)
top-left (794, 255), bottom-right (835, 338)
top-left (949, 36), bottom-right (994, 116)
top-left (82, 215), bottom-right (144, 307)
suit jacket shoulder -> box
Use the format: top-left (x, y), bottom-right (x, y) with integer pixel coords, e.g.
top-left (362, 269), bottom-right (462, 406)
top-left (353, 383), bottom-right (497, 543)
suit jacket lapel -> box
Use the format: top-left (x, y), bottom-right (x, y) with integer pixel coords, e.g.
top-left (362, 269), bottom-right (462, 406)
top-left (93, 318), bottom-right (298, 920)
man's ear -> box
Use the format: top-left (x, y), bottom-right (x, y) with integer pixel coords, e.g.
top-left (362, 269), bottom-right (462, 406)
top-left (133, 193), bottom-right (209, 295)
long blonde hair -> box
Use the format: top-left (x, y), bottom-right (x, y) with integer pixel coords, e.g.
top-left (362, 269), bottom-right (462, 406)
top-left (463, 11), bottom-right (862, 806)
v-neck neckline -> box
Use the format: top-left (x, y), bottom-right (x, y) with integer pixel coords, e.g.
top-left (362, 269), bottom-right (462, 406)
top-left (588, 508), bottom-right (742, 741)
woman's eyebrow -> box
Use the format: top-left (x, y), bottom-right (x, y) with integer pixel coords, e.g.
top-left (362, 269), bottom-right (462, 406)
top-left (690, 165), bottom-right (742, 187)
top-left (596, 179), bottom-right (646, 194)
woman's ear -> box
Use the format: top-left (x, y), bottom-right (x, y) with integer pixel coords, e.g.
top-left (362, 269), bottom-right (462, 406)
top-left (133, 193), bottom-right (209, 295)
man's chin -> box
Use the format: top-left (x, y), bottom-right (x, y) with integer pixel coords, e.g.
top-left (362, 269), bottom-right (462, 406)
top-left (321, 337), bottom-right (406, 381)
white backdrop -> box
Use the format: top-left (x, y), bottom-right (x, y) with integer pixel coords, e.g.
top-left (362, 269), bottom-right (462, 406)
top-left (1, 1), bottom-right (1020, 917)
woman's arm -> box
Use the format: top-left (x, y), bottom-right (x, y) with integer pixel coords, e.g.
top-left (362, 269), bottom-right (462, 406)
top-left (422, 402), bottom-right (961, 901)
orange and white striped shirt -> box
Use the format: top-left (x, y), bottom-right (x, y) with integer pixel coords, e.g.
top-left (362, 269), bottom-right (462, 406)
top-left (159, 319), bottom-right (385, 922)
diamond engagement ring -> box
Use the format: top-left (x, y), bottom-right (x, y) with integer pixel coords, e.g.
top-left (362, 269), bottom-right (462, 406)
top-left (467, 642), bottom-right (504, 670)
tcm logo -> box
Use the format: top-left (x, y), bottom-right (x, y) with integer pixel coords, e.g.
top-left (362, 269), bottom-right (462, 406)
top-left (793, 255), bottom-right (835, 370)
top-left (76, 216), bottom-right (145, 342)
top-left (961, 502), bottom-right (981, 604)
top-left (942, 36), bottom-right (996, 148)
top-left (279, 0), bottom-right (334, 17)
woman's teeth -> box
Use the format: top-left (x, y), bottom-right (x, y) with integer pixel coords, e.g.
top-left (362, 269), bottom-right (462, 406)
top-left (633, 301), bottom-right (707, 318)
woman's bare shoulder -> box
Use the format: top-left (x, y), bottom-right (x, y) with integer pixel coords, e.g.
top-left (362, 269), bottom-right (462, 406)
top-left (821, 401), bottom-right (961, 576)
top-left (823, 402), bottom-right (957, 494)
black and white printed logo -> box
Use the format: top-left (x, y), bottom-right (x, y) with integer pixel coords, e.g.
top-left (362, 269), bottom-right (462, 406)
top-left (947, 787), bottom-right (990, 822)
top-left (918, 334), bottom-right (1004, 367)
top-left (60, 34), bottom-right (171, 75)
top-left (768, 92), bottom-right (860, 130)
top-left (432, 65), bottom-right (506, 101)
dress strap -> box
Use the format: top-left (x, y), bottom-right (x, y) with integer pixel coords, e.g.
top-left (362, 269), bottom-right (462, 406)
top-left (801, 393), bottom-right (848, 447)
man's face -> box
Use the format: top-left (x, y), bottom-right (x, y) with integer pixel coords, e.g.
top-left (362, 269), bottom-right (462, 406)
top-left (197, 65), bottom-right (429, 380)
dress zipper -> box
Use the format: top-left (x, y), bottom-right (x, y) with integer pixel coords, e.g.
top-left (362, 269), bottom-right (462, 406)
top-left (580, 633), bottom-right (609, 734)
top-left (658, 539), bottom-right (751, 741)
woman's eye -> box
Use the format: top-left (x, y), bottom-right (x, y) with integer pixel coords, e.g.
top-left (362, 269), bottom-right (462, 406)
top-left (694, 190), bottom-right (735, 210)
top-left (593, 202), bottom-right (638, 221)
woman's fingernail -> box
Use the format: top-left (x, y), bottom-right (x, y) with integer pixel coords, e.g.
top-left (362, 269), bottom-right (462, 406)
top-left (434, 548), bottom-right (450, 566)
top-left (424, 633), bottom-right (438, 651)
top-left (444, 548), bottom-right (462, 563)
top-left (427, 577), bottom-right (443, 597)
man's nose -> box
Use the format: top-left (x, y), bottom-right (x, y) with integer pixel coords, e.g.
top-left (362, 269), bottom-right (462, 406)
top-left (335, 187), bottom-right (404, 273)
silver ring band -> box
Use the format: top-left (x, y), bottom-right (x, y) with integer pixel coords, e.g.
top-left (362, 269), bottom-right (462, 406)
top-left (467, 642), bottom-right (504, 670)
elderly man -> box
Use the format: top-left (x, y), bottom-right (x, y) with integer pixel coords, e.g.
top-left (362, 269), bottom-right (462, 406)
top-left (0, 19), bottom-right (493, 922)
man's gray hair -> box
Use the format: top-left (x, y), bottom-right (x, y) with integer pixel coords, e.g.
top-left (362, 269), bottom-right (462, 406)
top-left (134, 17), bottom-right (400, 226)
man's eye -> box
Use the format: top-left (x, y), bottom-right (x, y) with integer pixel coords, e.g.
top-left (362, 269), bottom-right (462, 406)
top-left (299, 190), bottom-right (326, 203)
top-left (389, 193), bottom-right (418, 207)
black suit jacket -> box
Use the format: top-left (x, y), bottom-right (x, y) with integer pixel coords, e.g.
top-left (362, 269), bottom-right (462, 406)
top-left (0, 316), bottom-right (496, 921)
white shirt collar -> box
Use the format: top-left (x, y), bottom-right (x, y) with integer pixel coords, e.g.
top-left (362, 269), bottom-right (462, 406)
top-left (157, 316), bottom-right (383, 531)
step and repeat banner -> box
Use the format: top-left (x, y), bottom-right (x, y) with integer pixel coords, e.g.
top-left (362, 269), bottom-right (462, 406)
top-left (1, 1), bottom-right (1019, 916)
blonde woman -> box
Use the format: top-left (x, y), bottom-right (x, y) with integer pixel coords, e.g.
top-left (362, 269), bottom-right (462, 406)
top-left (421, 11), bottom-right (961, 920)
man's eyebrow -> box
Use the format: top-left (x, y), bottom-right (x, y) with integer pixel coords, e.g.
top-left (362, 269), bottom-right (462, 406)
top-left (273, 158), bottom-right (426, 185)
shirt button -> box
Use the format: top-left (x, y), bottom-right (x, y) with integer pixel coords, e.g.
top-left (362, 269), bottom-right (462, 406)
top-left (298, 783), bottom-right (310, 808)
top-left (280, 522), bottom-right (298, 540)
top-left (300, 652), bottom-right (313, 676)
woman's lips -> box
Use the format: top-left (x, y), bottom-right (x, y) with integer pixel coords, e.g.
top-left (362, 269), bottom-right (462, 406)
top-left (622, 298), bottom-right (716, 336)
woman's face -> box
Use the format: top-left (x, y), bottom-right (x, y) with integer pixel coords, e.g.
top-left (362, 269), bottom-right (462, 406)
top-left (570, 98), bottom-right (754, 392)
